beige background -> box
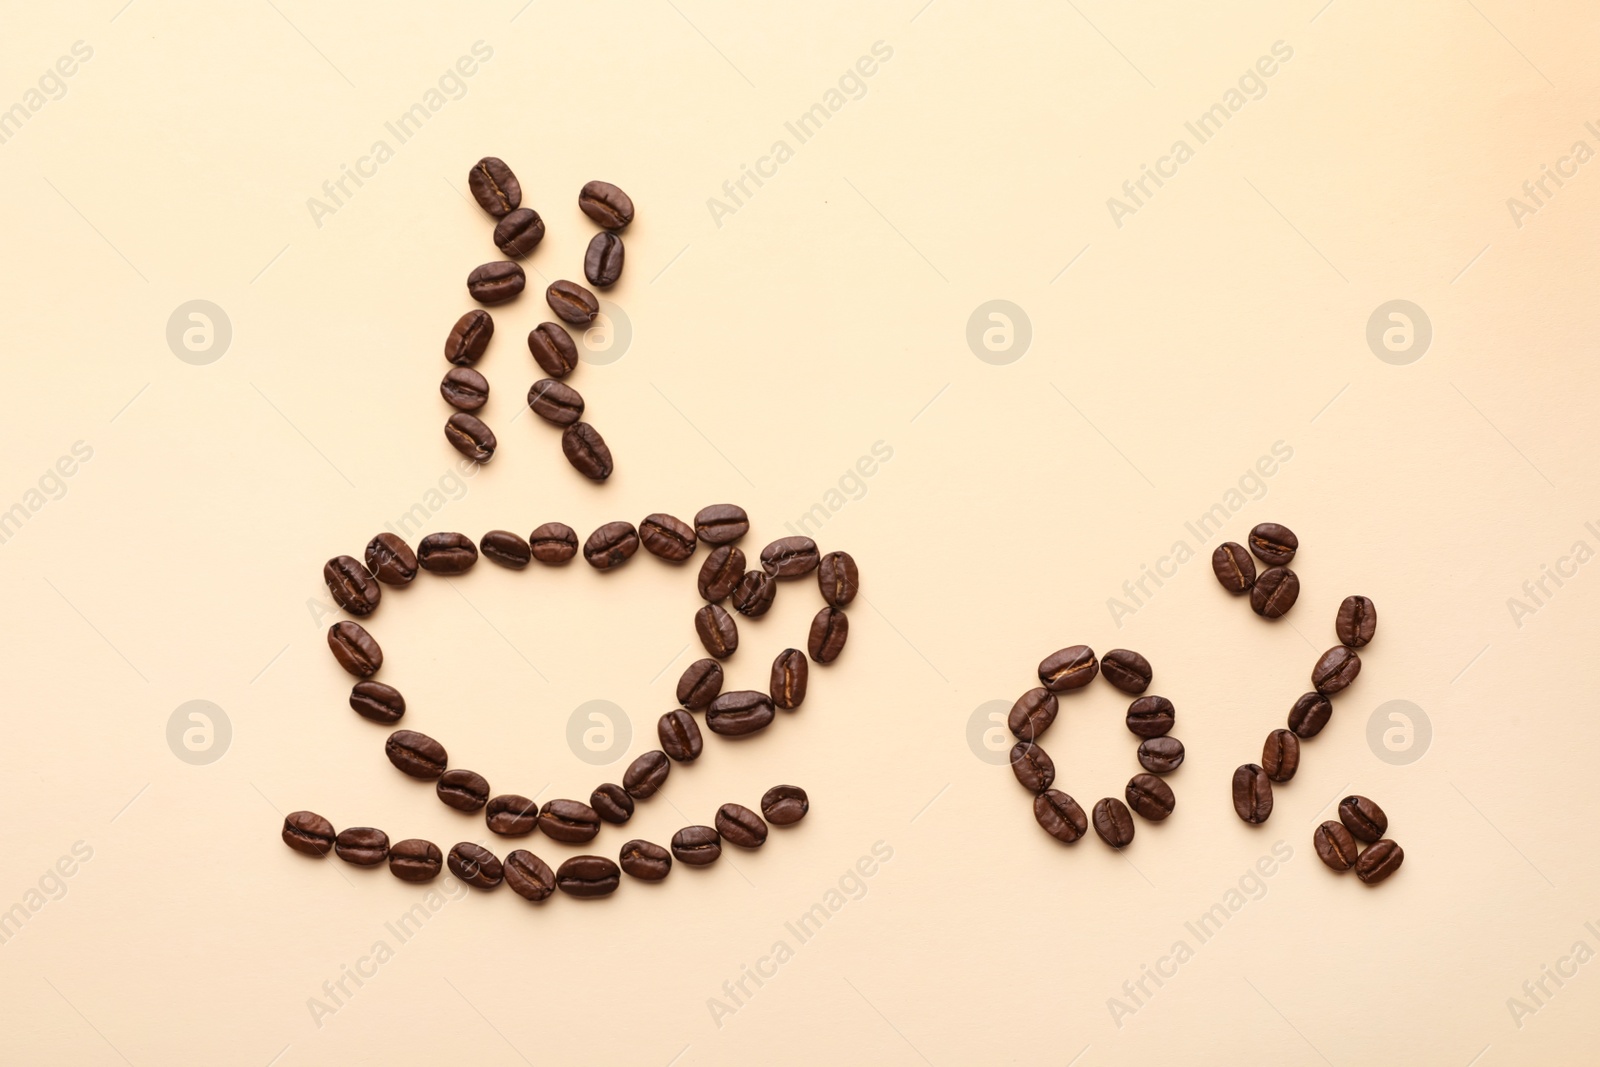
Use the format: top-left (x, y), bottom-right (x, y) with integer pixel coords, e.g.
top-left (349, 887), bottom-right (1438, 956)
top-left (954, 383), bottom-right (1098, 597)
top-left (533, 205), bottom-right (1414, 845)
top-left (2, 1), bottom-right (1597, 1063)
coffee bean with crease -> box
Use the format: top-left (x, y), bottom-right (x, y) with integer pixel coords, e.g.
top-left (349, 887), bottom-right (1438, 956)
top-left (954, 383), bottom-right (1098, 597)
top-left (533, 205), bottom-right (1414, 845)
top-left (335, 827), bottom-right (389, 866)
top-left (444, 309), bottom-right (493, 366)
top-left (365, 533), bottom-right (418, 586)
top-left (761, 536), bottom-right (820, 578)
top-left (530, 522), bottom-right (578, 564)
top-left (696, 604), bottom-right (739, 659)
top-left (480, 530), bottom-right (531, 569)
top-left (1262, 729), bottom-right (1300, 783)
top-left (1336, 595), bottom-right (1378, 648)
top-left (528, 322), bottom-right (579, 378)
top-left (386, 730), bottom-right (447, 779)
top-left (467, 261), bottom-right (525, 305)
top-left (731, 571), bottom-right (776, 616)
top-left (1288, 692), bottom-right (1333, 738)
top-left (1093, 798), bottom-right (1136, 848)
top-left (1010, 741), bottom-right (1055, 794)
top-left (1251, 566), bottom-right (1299, 618)
top-left (388, 839), bottom-right (443, 882)
top-left (716, 804), bottom-right (768, 848)
top-left (1101, 649), bottom-right (1152, 694)
top-left (695, 504), bottom-right (748, 545)
top-left (468, 157), bottom-right (520, 217)
top-left (808, 607), bottom-right (848, 664)
top-left (1312, 646), bottom-right (1361, 695)
top-left (1232, 764), bottom-right (1273, 824)
top-left (350, 681), bottom-right (405, 724)
top-left (328, 622), bottom-right (382, 678)
top-left (324, 555), bottom-right (381, 616)
top-left (771, 649), bottom-right (808, 710)
top-left (1338, 795), bottom-right (1388, 842)
top-left (584, 521), bottom-right (639, 570)
top-left (493, 207), bottom-right (544, 258)
top-left (527, 379), bottom-right (584, 426)
top-left (1125, 774), bottom-right (1176, 821)
top-left (623, 751), bottom-right (671, 798)
top-left (282, 811), bottom-right (335, 857)
top-left (1126, 696), bottom-right (1175, 738)
top-left (580, 180), bottom-right (634, 229)
top-left (706, 691), bottom-right (775, 737)
top-left (486, 794), bottom-right (540, 836)
top-left (1137, 736), bottom-right (1185, 774)
top-left (505, 850), bottom-right (557, 901)
top-left (640, 513), bottom-right (697, 562)
top-left (418, 532), bottom-right (478, 574)
top-left (620, 839), bottom-right (671, 881)
top-left (440, 366), bottom-right (488, 411)
top-left (444, 412), bottom-right (496, 462)
top-left (1039, 645), bottom-right (1098, 692)
top-left (671, 826), bottom-right (721, 866)
top-left (676, 658), bottom-right (723, 710)
top-left (449, 842), bottom-right (504, 890)
top-left (562, 422), bottom-right (614, 481)
top-left (436, 768), bottom-right (490, 812)
top-left (761, 785), bottom-right (808, 826)
top-left (658, 710), bottom-right (703, 762)
top-left (1248, 522), bottom-right (1298, 566)
top-left (1355, 839), bottom-right (1404, 884)
top-left (584, 232), bottom-right (624, 288)
top-left (546, 280), bottom-right (599, 325)
top-left (1034, 790), bottom-right (1089, 843)
top-left (1314, 821), bottom-right (1359, 872)
top-left (1008, 688), bottom-right (1058, 742)
top-left (537, 799), bottom-right (601, 843)
top-left (591, 783), bottom-right (634, 825)
top-left (698, 546), bottom-right (744, 601)
top-left (817, 551), bottom-right (859, 607)
top-left (1212, 542), bottom-right (1256, 594)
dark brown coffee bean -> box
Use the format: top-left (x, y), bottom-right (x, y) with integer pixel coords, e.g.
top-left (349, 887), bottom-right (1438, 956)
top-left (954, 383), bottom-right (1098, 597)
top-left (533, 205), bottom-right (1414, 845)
top-left (1313, 821), bottom-right (1358, 872)
top-left (1008, 688), bottom-right (1059, 742)
top-left (1313, 646), bottom-right (1362, 695)
top-left (335, 827), bottom-right (389, 866)
top-left (584, 231), bottom-right (624, 288)
top-left (328, 621), bottom-right (382, 678)
top-left (350, 681), bottom-right (405, 724)
top-left (1338, 795), bottom-right (1388, 843)
top-left (1010, 741), bottom-right (1055, 794)
top-left (526, 379), bottom-right (584, 427)
top-left (695, 504), bottom-right (748, 545)
top-left (808, 607), bottom-right (848, 664)
top-left (761, 785), bottom-right (808, 826)
top-left (1232, 764), bottom-right (1273, 824)
top-left (1262, 729), bottom-right (1300, 783)
top-left (640, 513), bottom-right (697, 562)
top-left (676, 658), bottom-right (724, 710)
top-left (444, 309), bottom-right (494, 366)
top-left (623, 750), bottom-right (671, 798)
top-left (1137, 736), bottom-right (1185, 774)
top-left (671, 826), bottom-right (721, 866)
top-left (282, 811), bottom-right (335, 857)
top-left (1034, 790), bottom-right (1089, 843)
top-left (493, 207), bottom-right (544, 258)
top-left (467, 261), bottom-right (525, 305)
top-left (436, 769), bottom-right (490, 812)
top-left (480, 530), bottom-right (532, 569)
top-left (528, 322), bottom-right (579, 378)
top-left (716, 803), bottom-right (768, 848)
top-left (1126, 695), bottom-right (1175, 738)
top-left (619, 839), bottom-right (671, 881)
top-left (468, 157), bottom-right (520, 217)
top-left (1251, 566), bottom-right (1299, 618)
top-left (562, 422), bottom-right (614, 481)
top-left (444, 412), bottom-right (496, 462)
top-left (591, 783), bottom-right (634, 825)
top-left (1336, 595), bottom-right (1377, 648)
top-left (696, 603), bottom-right (739, 659)
top-left (731, 570), bottom-right (776, 616)
top-left (698, 545), bottom-right (744, 602)
top-left (1038, 645), bottom-right (1098, 692)
top-left (386, 730), bottom-right (447, 779)
top-left (486, 794), bottom-right (540, 836)
top-left (1125, 773), bottom-right (1176, 821)
top-left (1101, 649), bottom-right (1153, 694)
top-left (529, 522), bottom-right (579, 564)
top-left (417, 531), bottom-right (478, 574)
top-left (504, 849), bottom-right (556, 900)
top-left (365, 533), bottom-right (418, 586)
top-left (557, 855), bottom-right (621, 897)
top-left (579, 180), bottom-right (634, 229)
top-left (440, 366), bottom-right (489, 411)
top-left (448, 842), bottom-right (504, 889)
top-left (537, 799), bottom-right (601, 843)
top-left (1093, 798), bottom-right (1136, 848)
top-left (1212, 542), bottom-right (1256, 594)
top-left (659, 710), bottom-right (703, 762)
top-left (771, 649), bottom-right (808, 710)
top-left (388, 839), bottom-right (443, 882)
top-left (546, 279), bottom-right (599, 325)
top-left (817, 550), bottom-right (859, 607)
top-left (323, 555), bottom-right (381, 616)
top-left (706, 691), bottom-right (775, 737)
top-left (1288, 692), bottom-right (1333, 738)
top-left (761, 536), bottom-right (820, 578)
top-left (1248, 522), bottom-right (1298, 566)
top-left (584, 521), bottom-right (639, 570)
top-left (1354, 839), bottom-right (1404, 884)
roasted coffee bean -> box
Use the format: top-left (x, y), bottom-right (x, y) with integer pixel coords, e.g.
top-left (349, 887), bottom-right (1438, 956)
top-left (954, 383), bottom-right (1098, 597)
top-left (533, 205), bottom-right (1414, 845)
top-left (323, 555), bottom-right (381, 617)
top-left (505, 849), bottom-right (557, 901)
top-left (528, 321), bottom-right (579, 378)
top-left (1101, 649), bottom-right (1153, 695)
top-left (1125, 774), bottom-right (1176, 821)
top-left (1008, 688), bottom-right (1059, 742)
top-left (478, 529), bottom-right (531, 569)
top-left (386, 730), bottom-right (447, 779)
top-left (1010, 741), bottom-right (1055, 794)
top-left (1038, 645), bottom-right (1098, 692)
top-left (1313, 821), bottom-right (1358, 872)
top-left (1137, 736), bottom-right (1185, 775)
top-left (1251, 566), bottom-right (1299, 618)
top-left (584, 231), bottom-right (624, 288)
top-left (761, 785), bottom-right (808, 826)
top-left (448, 842), bottom-right (504, 889)
top-left (467, 261), bottom-right (525, 305)
top-left (546, 279), bottom-right (599, 325)
top-left (557, 855), bottom-right (621, 897)
top-left (1354, 839), bottom-right (1404, 884)
top-left (1249, 522), bottom-right (1298, 566)
top-left (1313, 646), bottom-right (1361, 695)
top-left (591, 783), bottom-right (634, 825)
top-left (579, 180), bottom-right (634, 229)
top-left (526, 379), bottom-right (585, 427)
top-left (731, 570), bottom-right (776, 616)
top-left (1033, 790), bottom-right (1089, 843)
top-left (671, 826), bottom-right (721, 866)
top-left (761, 536), bottom-right (820, 578)
top-left (640, 513), bottom-right (697, 562)
top-left (1232, 764), bottom-right (1273, 824)
top-left (1336, 595), bottom-right (1377, 648)
top-left (1339, 795), bottom-right (1388, 843)
top-left (468, 157), bottom-right (521, 217)
top-left (486, 794), bottom-right (540, 836)
top-left (417, 531), bottom-right (478, 574)
top-left (562, 422), bottom-right (614, 481)
top-left (365, 533), bottom-right (418, 586)
top-left (1126, 695), bottom-right (1175, 738)
top-left (584, 521), bottom-right (639, 570)
top-left (695, 504), bottom-right (748, 545)
top-left (696, 603), bottom-right (739, 659)
top-left (1262, 729), bottom-right (1300, 783)
top-left (620, 839), bottom-right (671, 881)
top-left (770, 649), bottom-right (808, 710)
top-left (328, 622), bottom-right (382, 678)
top-left (1212, 541), bottom-right (1256, 594)
top-left (1288, 692), bottom-right (1333, 738)
top-left (817, 550), bottom-right (859, 607)
top-left (493, 207), bottom-right (544, 258)
top-left (444, 412), bottom-right (496, 462)
top-left (658, 709), bottom-right (703, 762)
top-left (335, 827), bottom-right (389, 866)
top-left (623, 750), bottom-right (671, 799)
top-left (440, 366), bottom-right (489, 411)
top-left (676, 658), bottom-right (724, 710)
top-left (1093, 798), bottom-right (1136, 848)
top-left (716, 803), bottom-right (768, 848)
top-left (436, 769), bottom-right (490, 812)
top-left (282, 811), bottom-right (335, 857)
top-left (388, 839), bottom-right (443, 882)
top-left (706, 691), bottom-right (775, 737)
top-left (530, 522), bottom-right (579, 564)
top-left (350, 681), bottom-right (405, 724)
top-left (537, 799), bottom-right (601, 843)
top-left (444, 309), bottom-right (494, 366)
top-left (698, 546), bottom-right (745, 602)
top-left (808, 607), bottom-right (848, 664)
